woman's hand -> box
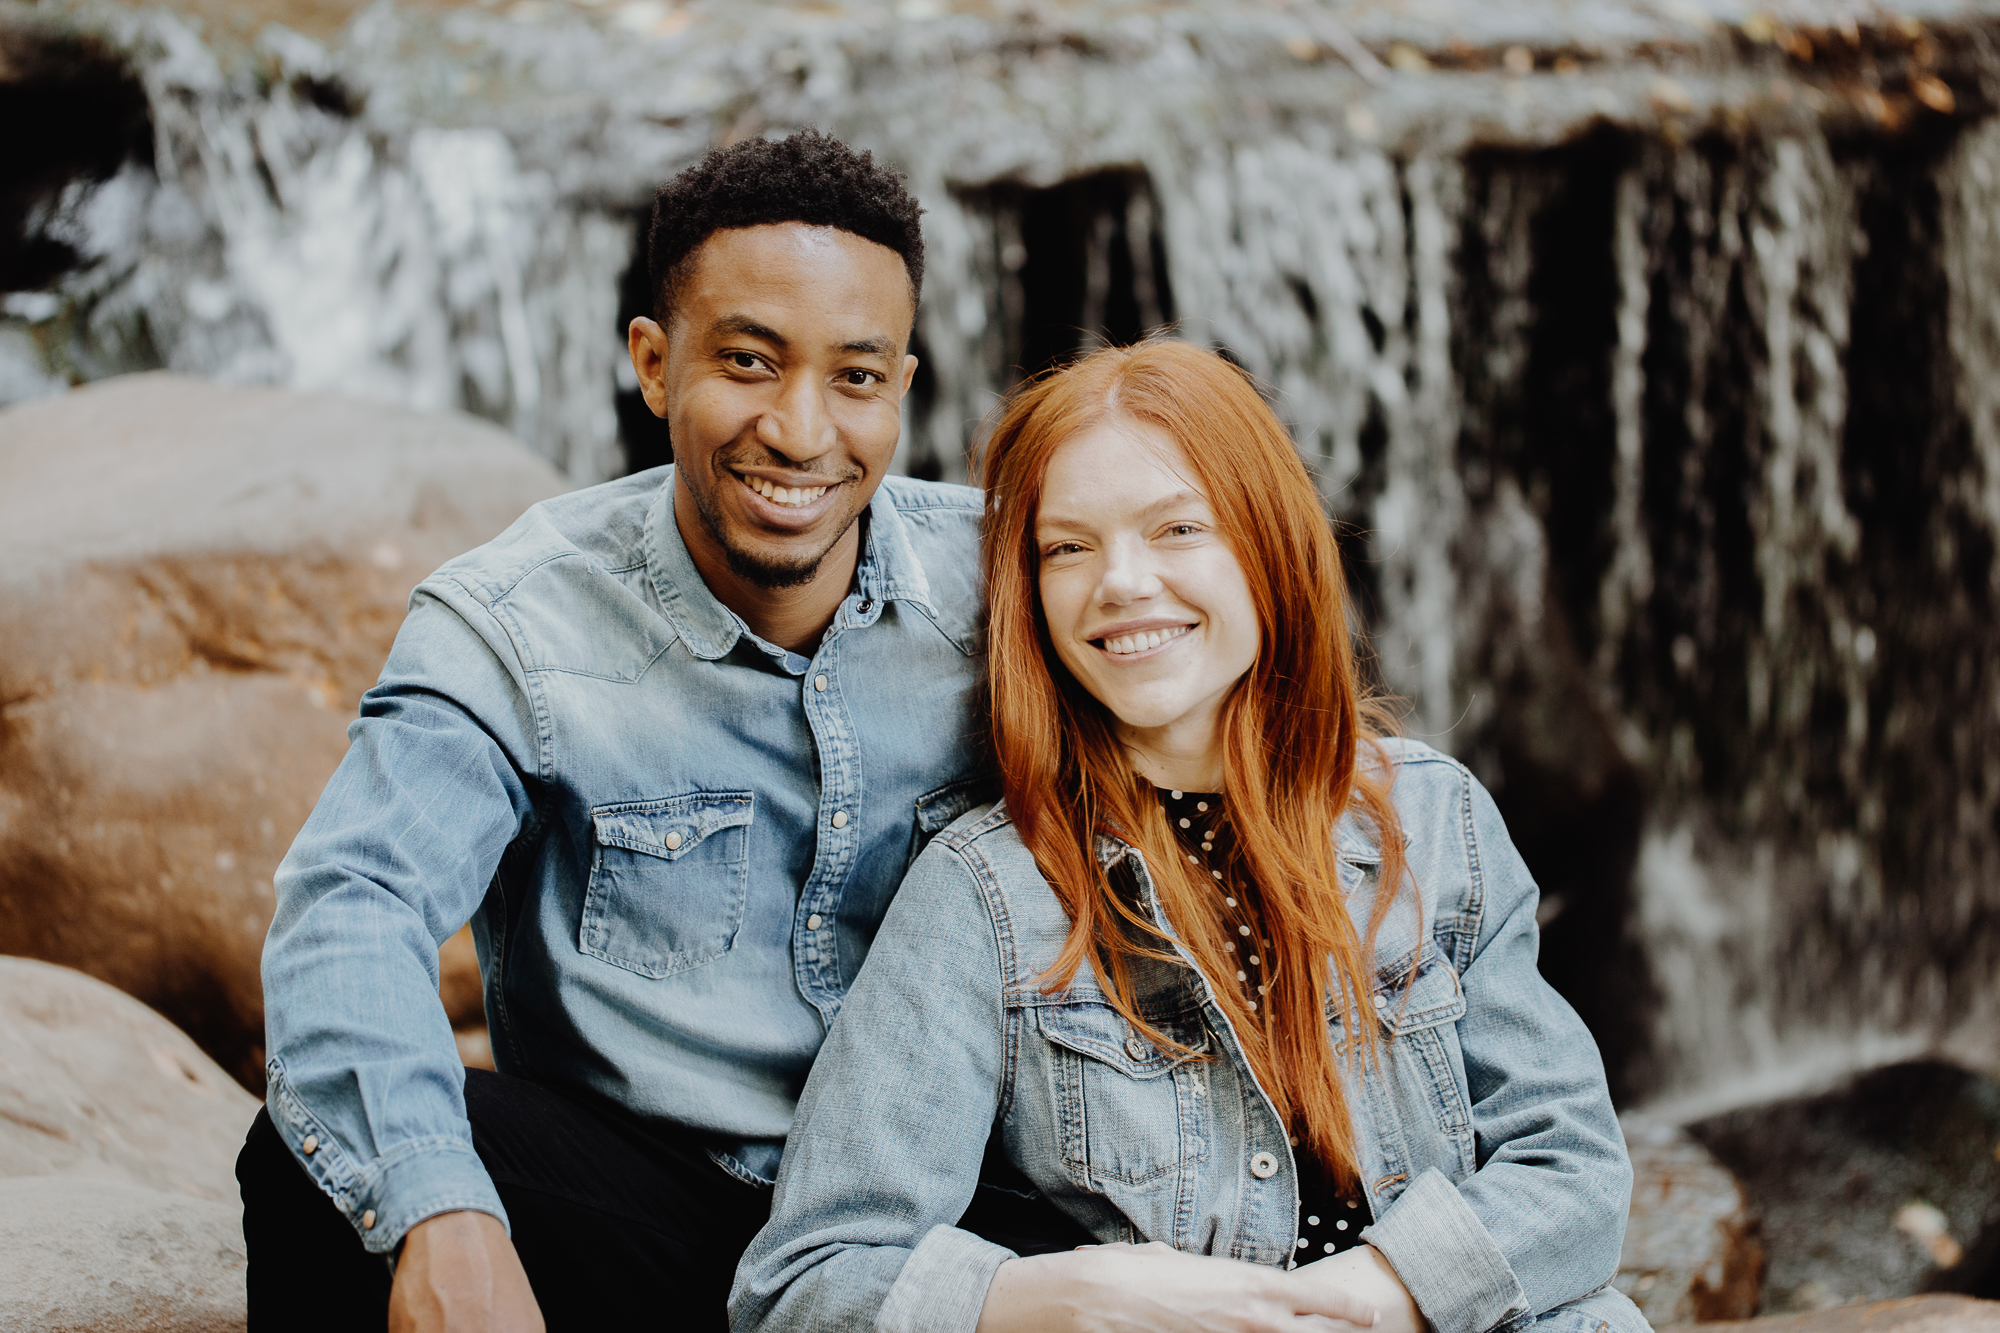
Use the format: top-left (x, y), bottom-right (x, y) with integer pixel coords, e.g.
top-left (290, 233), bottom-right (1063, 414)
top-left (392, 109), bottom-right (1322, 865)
top-left (1289, 1246), bottom-right (1427, 1333)
top-left (976, 1240), bottom-right (1381, 1333)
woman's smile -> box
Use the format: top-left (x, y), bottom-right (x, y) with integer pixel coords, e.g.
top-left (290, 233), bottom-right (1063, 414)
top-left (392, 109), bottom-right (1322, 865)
top-left (1094, 621), bottom-right (1196, 657)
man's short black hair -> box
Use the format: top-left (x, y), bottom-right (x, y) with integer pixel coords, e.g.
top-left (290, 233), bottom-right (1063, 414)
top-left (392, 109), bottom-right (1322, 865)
top-left (646, 129), bottom-right (925, 329)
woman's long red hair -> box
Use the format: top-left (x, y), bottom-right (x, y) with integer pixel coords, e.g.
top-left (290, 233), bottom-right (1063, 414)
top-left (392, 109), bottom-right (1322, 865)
top-left (979, 338), bottom-right (1408, 1193)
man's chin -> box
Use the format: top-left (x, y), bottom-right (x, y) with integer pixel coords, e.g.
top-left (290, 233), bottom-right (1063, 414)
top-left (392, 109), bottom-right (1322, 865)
top-left (720, 543), bottom-right (828, 591)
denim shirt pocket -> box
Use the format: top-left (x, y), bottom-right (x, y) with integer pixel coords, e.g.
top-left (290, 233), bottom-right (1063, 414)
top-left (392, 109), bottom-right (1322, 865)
top-left (580, 792), bottom-right (754, 979)
top-left (1036, 999), bottom-right (1211, 1189)
top-left (908, 775), bottom-right (994, 868)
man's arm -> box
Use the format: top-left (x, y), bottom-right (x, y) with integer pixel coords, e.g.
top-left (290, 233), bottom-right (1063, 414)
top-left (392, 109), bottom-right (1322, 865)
top-left (262, 581), bottom-right (541, 1262)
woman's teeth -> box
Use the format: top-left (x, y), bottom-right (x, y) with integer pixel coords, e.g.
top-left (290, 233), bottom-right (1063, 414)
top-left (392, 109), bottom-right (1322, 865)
top-left (1102, 625), bottom-right (1192, 656)
top-left (743, 475), bottom-right (829, 507)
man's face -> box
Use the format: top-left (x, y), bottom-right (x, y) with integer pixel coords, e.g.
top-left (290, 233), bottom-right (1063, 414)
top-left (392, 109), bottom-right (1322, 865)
top-left (629, 223), bottom-right (918, 591)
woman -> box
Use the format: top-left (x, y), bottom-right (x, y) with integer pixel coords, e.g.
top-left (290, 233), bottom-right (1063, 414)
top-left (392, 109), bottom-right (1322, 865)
top-left (731, 340), bottom-right (1650, 1333)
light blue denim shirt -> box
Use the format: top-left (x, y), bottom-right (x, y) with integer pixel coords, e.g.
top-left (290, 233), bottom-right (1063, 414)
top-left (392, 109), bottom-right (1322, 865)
top-left (732, 741), bottom-right (1651, 1333)
top-left (261, 467), bottom-right (987, 1255)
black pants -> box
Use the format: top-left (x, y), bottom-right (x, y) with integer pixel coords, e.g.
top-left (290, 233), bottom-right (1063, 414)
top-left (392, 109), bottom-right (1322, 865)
top-left (238, 1067), bottom-right (1090, 1331)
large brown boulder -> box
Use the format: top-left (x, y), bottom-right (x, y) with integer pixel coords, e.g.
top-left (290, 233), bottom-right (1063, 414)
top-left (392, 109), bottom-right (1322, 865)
top-left (1661, 1295), bottom-right (2000, 1333)
top-left (0, 375), bottom-right (567, 1087)
top-left (0, 956), bottom-right (258, 1332)
top-left (1619, 1117), bottom-right (1769, 1323)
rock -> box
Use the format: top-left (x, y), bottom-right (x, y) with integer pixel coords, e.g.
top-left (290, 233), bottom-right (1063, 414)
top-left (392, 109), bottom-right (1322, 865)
top-left (1619, 1117), bottom-right (1768, 1323)
top-left (0, 374), bottom-right (567, 1087)
top-left (1659, 1294), bottom-right (2000, 1333)
top-left (0, 1177), bottom-right (247, 1333)
top-left (0, 956), bottom-right (257, 1200)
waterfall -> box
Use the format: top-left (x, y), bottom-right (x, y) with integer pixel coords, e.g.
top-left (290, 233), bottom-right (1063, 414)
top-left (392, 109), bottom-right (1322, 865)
top-left (6, 0), bottom-right (1998, 1115)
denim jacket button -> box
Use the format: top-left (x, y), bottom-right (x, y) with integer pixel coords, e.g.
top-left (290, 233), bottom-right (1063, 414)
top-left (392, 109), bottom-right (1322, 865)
top-left (361, 1209), bottom-right (376, 1229)
top-left (1372, 993), bottom-right (1388, 1010)
top-left (664, 831), bottom-right (684, 851)
top-left (1249, 1151), bottom-right (1280, 1179)
top-left (1125, 1035), bottom-right (1147, 1059)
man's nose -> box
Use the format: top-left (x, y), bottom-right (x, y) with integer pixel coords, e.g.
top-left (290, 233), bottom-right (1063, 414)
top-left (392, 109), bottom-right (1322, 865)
top-left (754, 373), bottom-right (835, 463)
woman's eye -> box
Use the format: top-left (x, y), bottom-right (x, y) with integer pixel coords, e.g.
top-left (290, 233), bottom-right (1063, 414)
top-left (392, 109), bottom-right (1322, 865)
top-left (1042, 541), bottom-right (1084, 558)
top-left (1166, 523), bottom-right (1203, 537)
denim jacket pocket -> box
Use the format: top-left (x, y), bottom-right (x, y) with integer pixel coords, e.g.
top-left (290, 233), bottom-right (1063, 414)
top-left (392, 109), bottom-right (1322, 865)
top-left (1037, 1000), bottom-right (1210, 1188)
top-left (580, 792), bottom-right (754, 979)
top-left (1376, 946), bottom-right (1475, 1146)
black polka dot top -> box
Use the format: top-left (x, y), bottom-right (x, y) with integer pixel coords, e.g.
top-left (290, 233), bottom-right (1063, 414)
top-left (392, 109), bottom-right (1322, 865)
top-left (1155, 786), bottom-right (1375, 1265)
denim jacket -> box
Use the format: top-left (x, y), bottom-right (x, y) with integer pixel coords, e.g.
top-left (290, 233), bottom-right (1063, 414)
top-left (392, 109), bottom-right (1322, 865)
top-left (732, 741), bottom-right (1650, 1333)
top-left (260, 468), bottom-right (987, 1254)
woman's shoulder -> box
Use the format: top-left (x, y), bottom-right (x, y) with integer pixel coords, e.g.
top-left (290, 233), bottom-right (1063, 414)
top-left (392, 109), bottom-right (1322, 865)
top-left (905, 798), bottom-right (1080, 952)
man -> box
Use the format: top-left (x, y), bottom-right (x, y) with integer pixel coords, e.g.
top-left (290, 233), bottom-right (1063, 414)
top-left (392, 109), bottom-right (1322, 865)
top-left (237, 131), bottom-right (1034, 1331)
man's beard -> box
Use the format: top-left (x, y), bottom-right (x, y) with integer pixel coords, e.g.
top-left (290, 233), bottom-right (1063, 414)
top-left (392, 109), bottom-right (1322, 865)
top-left (687, 470), bottom-right (863, 591)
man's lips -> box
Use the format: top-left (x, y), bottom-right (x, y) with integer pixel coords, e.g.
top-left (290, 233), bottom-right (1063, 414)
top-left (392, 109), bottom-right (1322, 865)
top-left (731, 470), bottom-right (845, 527)
top-left (736, 471), bottom-right (835, 508)
top-left (1092, 623), bottom-right (1196, 657)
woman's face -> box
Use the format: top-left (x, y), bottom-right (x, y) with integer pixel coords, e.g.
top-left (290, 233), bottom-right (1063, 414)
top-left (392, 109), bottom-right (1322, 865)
top-left (1035, 416), bottom-right (1260, 770)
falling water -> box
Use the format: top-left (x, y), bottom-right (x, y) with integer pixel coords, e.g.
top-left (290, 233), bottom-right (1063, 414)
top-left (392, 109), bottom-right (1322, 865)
top-left (6, 0), bottom-right (1999, 1114)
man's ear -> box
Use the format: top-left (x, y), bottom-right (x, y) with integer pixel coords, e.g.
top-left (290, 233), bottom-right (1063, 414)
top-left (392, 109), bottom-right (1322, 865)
top-left (899, 351), bottom-right (918, 397)
top-left (628, 317), bottom-right (671, 418)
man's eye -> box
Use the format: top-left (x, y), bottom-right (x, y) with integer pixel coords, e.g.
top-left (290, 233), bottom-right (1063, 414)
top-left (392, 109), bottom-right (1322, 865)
top-left (841, 369), bottom-right (880, 387)
top-left (726, 352), bottom-right (762, 370)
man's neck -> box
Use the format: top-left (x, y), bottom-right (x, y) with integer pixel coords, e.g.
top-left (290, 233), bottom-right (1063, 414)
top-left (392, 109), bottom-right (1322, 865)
top-left (672, 485), bottom-right (863, 654)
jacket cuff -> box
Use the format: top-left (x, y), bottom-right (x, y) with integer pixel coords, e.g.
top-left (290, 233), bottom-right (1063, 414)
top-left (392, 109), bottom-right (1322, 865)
top-left (1363, 1168), bottom-right (1530, 1333)
top-left (876, 1225), bottom-right (1015, 1333)
top-left (266, 1070), bottom-right (508, 1255)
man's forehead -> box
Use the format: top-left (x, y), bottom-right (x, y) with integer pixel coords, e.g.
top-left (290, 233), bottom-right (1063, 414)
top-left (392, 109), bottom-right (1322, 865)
top-left (677, 222), bottom-right (916, 341)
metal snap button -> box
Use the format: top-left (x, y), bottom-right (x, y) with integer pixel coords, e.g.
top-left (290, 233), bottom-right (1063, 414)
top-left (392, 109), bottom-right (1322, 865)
top-left (1125, 1034), bottom-right (1147, 1059)
top-left (806, 914), bottom-right (823, 931)
top-left (1250, 1151), bottom-right (1280, 1179)
top-left (1372, 993), bottom-right (1388, 1010)
top-left (831, 810), bottom-right (848, 829)
top-left (664, 831), bottom-right (684, 851)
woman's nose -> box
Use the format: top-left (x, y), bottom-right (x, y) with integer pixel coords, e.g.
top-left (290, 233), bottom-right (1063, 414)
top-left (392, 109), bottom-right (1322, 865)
top-left (1096, 540), bottom-right (1163, 604)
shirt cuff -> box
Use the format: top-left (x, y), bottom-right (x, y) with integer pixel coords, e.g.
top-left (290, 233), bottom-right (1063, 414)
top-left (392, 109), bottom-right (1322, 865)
top-left (266, 1072), bottom-right (508, 1256)
top-left (1362, 1168), bottom-right (1530, 1333)
top-left (876, 1225), bottom-right (1015, 1333)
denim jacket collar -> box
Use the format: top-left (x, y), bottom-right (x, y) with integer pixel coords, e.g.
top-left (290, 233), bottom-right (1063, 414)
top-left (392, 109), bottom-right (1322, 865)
top-left (1088, 811), bottom-right (1384, 874)
top-left (644, 469), bottom-right (937, 661)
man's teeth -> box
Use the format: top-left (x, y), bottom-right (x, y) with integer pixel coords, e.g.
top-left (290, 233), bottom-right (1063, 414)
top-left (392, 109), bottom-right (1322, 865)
top-left (743, 475), bottom-right (830, 507)
top-left (1102, 626), bottom-right (1192, 656)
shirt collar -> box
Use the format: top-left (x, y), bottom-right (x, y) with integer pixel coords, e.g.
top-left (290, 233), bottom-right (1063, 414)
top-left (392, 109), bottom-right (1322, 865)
top-left (644, 469), bottom-right (936, 661)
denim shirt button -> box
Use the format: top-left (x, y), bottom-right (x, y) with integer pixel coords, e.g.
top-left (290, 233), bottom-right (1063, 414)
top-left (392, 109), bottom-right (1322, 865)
top-left (1372, 993), bottom-right (1388, 1010)
top-left (361, 1209), bottom-right (377, 1229)
top-left (1249, 1151), bottom-right (1280, 1179)
top-left (301, 1135), bottom-right (318, 1155)
top-left (831, 810), bottom-right (848, 829)
top-left (813, 674), bottom-right (827, 692)
top-left (806, 914), bottom-right (824, 931)
top-left (663, 831), bottom-right (684, 851)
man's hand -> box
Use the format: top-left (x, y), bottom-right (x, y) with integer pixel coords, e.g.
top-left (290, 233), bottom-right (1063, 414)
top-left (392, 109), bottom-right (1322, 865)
top-left (388, 1210), bottom-right (545, 1333)
top-left (976, 1240), bottom-right (1381, 1333)
top-left (1291, 1246), bottom-right (1427, 1333)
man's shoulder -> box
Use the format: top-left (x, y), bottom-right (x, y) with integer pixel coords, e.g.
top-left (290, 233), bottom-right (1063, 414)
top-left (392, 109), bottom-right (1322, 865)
top-left (428, 467), bottom-right (668, 606)
top-left (876, 477), bottom-right (981, 631)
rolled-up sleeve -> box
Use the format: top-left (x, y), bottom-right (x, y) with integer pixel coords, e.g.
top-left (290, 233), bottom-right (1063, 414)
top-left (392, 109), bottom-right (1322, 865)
top-left (730, 836), bottom-right (1014, 1333)
top-left (1365, 769), bottom-right (1633, 1333)
top-left (261, 580), bottom-right (540, 1254)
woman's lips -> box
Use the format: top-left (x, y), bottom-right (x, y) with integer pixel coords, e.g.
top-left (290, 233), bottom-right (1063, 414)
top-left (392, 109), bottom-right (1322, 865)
top-left (1096, 624), bottom-right (1195, 657)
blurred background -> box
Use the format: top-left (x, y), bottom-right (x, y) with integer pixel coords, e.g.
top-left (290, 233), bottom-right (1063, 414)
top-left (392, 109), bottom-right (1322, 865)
top-left (2, 0), bottom-right (1998, 1323)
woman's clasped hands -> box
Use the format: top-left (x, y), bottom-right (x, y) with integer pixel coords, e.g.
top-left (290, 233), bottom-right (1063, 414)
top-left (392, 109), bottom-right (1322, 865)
top-left (977, 1240), bottom-right (1426, 1333)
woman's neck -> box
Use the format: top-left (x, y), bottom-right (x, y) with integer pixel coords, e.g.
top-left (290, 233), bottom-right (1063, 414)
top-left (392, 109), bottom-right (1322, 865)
top-left (1116, 712), bottom-right (1224, 793)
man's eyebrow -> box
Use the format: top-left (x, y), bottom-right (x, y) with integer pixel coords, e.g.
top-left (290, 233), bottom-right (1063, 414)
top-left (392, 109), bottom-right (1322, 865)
top-left (838, 335), bottom-right (897, 356)
top-left (710, 315), bottom-right (786, 347)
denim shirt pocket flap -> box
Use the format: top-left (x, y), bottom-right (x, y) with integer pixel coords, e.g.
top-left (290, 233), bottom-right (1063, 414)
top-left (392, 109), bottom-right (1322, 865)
top-left (592, 793), bottom-right (754, 861)
top-left (1037, 1000), bottom-right (1207, 1079)
top-left (914, 775), bottom-right (995, 836)
top-left (1375, 947), bottom-right (1466, 1035)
